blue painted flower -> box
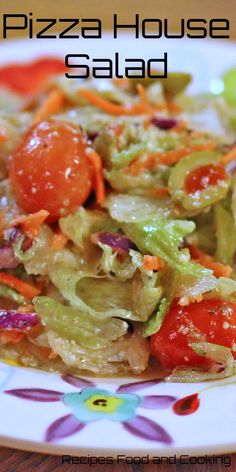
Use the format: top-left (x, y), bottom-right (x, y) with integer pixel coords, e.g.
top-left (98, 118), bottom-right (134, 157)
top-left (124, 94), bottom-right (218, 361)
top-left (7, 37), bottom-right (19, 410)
top-left (4, 374), bottom-right (176, 444)
top-left (63, 387), bottom-right (140, 423)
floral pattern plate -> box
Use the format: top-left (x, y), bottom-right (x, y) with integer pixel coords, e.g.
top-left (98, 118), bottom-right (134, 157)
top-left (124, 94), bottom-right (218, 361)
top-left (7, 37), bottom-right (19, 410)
top-left (1, 361), bottom-right (236, 455)
top-left (0, 37), bottom-right (236, 456)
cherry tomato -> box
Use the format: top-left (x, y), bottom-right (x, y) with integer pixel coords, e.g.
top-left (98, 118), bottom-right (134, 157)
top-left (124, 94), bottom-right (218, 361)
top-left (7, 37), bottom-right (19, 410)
top-left (151, 299), bottom-right (236, 372)
top-left (0, 58), bottom-right (65, 95)
top-left (10, 121), bottom-right (92, 220)
top-left (185, 163), bottom-right (227, 195)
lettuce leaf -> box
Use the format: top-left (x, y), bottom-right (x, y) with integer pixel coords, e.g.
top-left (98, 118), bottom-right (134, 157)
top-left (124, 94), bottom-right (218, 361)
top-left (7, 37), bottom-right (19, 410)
top-left (214, 203), bottom-right (236, 265)
top-left (49, 267), bottom-right (162, 321)
top-left (122, 218), bottom-right (202, 275)
top-left (59, 207), bottom-right (117, 250)
top-left (34, 296), bottom-right (127, 349)
top-left (186, 210), bottom-right (216, 255)
top-left (122, 218), bottom-right (217, 303)
top-left (98, 243), bottom-right (136, 281)
top-left (165, 342), bottom-right (235, 382)
top-left (104, 194), bottom-right (175, 223)
top-left (47, 330), bottom-right (149, 375)
top-left (24, 225), bottom-right (78, 276)
top-left (214, 277), bottom-right (236, 303)
top-left (142, 296), bottom-right (170, 337)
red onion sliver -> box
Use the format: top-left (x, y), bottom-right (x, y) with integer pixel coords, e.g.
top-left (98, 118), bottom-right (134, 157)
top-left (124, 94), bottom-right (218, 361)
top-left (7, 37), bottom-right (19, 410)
top-left (92, 232), bottom-right (137, 254)
top-left (152, 117), bottom-right (177, 130)
top-left (4, 227), bottom-right (33, 251)
top-left (3, 228), bottom-right (22, 243)
top-left (0, 245), bottom-right (19, 269)
top-left (0, 311), bottom-right (38, 330)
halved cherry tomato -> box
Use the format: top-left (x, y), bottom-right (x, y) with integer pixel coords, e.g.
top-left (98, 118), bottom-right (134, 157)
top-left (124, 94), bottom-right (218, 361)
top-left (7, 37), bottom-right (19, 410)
top-left (9, 121), bottom-right (92, 221)
top-left (185, 163), bottom-right (227, 195)
top-left (0, 58), bottom-right (65, 95)
top-left (151, 299), bottom-right (236, 372)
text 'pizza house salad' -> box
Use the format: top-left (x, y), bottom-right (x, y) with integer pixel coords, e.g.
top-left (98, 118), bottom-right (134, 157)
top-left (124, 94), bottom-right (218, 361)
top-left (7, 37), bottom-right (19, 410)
top-left (0, 58), bottom-right (235, 381)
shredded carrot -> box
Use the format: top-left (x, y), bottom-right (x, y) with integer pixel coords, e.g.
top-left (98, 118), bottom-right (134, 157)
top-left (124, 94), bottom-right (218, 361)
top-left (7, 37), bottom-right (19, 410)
top-left (0, 331), bottom-right (25, 344)
top-left (143, 255), bottom-right (166, 271)
top-left (0, 273), bottom-right (41, 300)
top-left (86, 149), bottom-right (105, 204)
top-left (173, 120), bottom-right (188, 133)
top-left (51, 231), bottom-right (69, 250)
top-left (166, 101), bottom-right (182, 113)
top-left (79, 88), bottom-right (143, 116)
top-left (127, 142), bottom-right (216, 176)
top-left (190, 131), bottom-right (206, 139)
top-left (110, 123), bottom-right (124, 149)
top-left (153, 142), bottom-right (216, 166)
top-left (136, 84), bottom-right (150, 113)
top-left (143, 116), bottom-right (151, 129)
top-left (197, 257), bottom-right (232, 278)
top-left (126, 156), bottom-right (154, 176)
top-left (8, 209), bottom-right (49, 238)
top-left (17, 304), bottom-right (35, 313)
top-left (221, 145), bottom-right (236, 165)
top-left (79, 87), bottom-right (165, 116)
top-left (33, 88), bottom-right (65, 124)
top-left (188, 244), bottom-right (232, 278)
top-left (0, 207), bottom-right (9, 239)
top-left (145, 187), bottom-right (169, 197)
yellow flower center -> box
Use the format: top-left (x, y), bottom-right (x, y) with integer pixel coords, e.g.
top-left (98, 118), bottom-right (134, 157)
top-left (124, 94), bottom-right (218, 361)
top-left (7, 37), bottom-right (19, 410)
top-left (85, 394), bottom-right (123, 413)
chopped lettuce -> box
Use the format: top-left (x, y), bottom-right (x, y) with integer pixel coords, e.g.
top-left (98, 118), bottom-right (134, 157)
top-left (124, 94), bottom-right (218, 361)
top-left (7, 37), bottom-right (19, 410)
top-left (49, 267), bottom-right (162, 321)
top-left (214, 203), bottom-right (236, 265)
top-left (24, 225), bottom-right (78, 276)
top-left (122, 218), bottom-right (217, 304)
top-left (2, 67), bottom-right (236, 381)
top-left (141, 268), bottom-right (177, 337)
top-left (122, 218), bottom-right (203, 275)
top-left (105, 168), bottom-right (158, 193)
top-left (215, 277), bottom-right (236, 303)
top-left (47, 330), bottom-right (149, 375)
top-left (34, 296), bottom-right (128, 349)
top-left (142, 297), bottom-right (170, 337)
top-left (98, 243), bottom-right (136, 281)
top-left (166, 341), bottom-right (235, 382)
top-left (187, 210), bottom-right (216, 255)
top-left (59, 207), bottom-right (117, 250)
top-left (104, 194), bottom-right (175, 223)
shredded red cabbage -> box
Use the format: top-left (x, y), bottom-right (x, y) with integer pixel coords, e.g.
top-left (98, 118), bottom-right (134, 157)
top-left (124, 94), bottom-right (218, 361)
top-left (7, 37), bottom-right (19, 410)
top-left (92, 232), bottom-right (137, 254)
top-left (0, 310), bottom-right (38, 330)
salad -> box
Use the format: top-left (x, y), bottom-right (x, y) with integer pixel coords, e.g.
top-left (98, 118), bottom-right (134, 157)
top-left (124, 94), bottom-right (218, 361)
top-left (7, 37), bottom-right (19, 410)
top-left (0, 58), bottom-right (235, 381)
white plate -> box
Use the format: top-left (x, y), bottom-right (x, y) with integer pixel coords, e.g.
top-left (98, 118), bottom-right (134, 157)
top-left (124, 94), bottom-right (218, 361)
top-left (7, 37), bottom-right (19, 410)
top-left (0, 36), bottom-right (236, 457)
